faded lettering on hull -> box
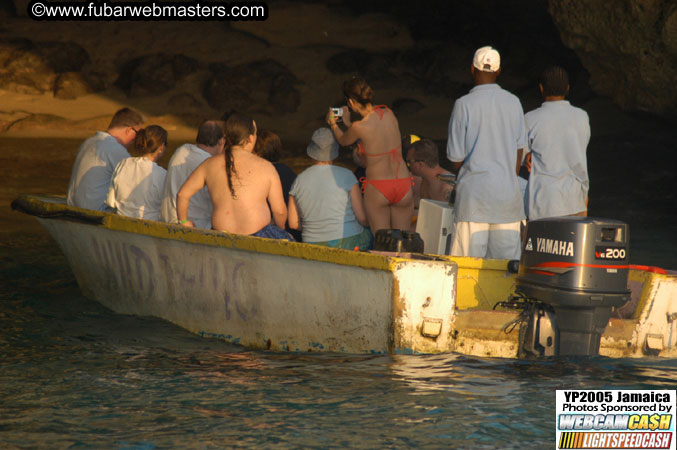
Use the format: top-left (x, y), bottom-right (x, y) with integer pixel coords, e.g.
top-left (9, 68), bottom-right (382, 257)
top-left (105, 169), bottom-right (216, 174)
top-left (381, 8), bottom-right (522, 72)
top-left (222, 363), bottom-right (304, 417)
top-left (89, 236), bottom-right (258, 322)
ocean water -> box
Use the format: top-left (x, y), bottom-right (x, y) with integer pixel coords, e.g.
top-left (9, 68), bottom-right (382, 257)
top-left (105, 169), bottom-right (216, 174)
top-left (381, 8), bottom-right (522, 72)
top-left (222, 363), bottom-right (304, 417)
top-left (1, 136), bottom-right (676, 448)
top-left (2, 235), bottom-right (677, 449)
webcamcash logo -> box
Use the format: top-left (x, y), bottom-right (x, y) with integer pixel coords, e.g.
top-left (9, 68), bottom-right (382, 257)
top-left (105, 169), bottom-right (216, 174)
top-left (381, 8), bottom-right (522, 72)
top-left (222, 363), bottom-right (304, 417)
top-left (557, 390), bottom-right (676, 449)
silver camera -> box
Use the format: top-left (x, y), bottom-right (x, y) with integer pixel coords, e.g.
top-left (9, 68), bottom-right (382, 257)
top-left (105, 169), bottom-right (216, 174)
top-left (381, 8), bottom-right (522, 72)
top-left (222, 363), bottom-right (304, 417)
top-left (331, 107), bottom-right (343, 117)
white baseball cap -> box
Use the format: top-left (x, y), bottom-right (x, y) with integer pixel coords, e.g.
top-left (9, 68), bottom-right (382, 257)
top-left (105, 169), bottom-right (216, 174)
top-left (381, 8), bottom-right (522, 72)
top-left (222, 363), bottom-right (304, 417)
top-left (473, 46), bottom-right (500, 72)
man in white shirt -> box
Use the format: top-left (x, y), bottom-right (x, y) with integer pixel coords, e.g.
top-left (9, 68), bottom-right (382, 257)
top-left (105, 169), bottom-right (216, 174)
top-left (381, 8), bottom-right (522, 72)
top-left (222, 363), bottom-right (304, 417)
top-left (160, 120), bottom-right (225, 228)
top-left (66, 107), bottom-right (144, 211)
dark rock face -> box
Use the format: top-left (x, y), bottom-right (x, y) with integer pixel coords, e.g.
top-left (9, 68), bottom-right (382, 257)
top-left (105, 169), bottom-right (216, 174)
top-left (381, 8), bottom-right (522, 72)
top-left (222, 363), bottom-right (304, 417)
top-left (204, 59), bottom-right (301, 114)
top-left (269, 74), bottom-right (301, 114)
top-left (53, 72), bottom-right (92, 99)
top-left (326, 46), bottom-right (484, 99)
top-left (392, 98), bottom-right (425, 115)
top-left (37, 41), bottom-right (90, 73)
top-left (0, 38), bottom-right (93, 97)
top-left (0, 38), bottom-right (54, 94)
top-left (116, 53), bottom-right (200, 97)
top-left (4, 113), bottom-right (71, 132)
top-left (326, 49), bottom-right (414, 91)
top-left (0, 1), bottom-right (16, 17)
top-left (549, 0), bottom-right (677, 117)
top-left (168, 92), bottom-right (205, 112)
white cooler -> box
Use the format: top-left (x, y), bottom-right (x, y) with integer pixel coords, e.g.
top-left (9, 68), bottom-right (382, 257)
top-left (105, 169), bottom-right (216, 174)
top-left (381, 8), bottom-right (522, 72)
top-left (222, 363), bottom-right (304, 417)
top-left (415, 199), bottom-right (455, 255)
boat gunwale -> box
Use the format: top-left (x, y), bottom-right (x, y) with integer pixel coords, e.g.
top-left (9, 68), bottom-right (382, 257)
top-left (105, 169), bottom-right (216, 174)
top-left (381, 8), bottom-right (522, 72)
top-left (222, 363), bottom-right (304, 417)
top-left (14, 194), bottom-right (456, 272)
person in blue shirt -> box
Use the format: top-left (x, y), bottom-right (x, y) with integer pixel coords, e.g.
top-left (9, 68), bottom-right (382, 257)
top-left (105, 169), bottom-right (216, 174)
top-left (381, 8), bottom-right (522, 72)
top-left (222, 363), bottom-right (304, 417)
top-left (67, 107), bottom-right (144, 211)
top-left (524, 66), bottom-right (590, 220)
top-left (288, 128), bottom-right (371, 250)
top-left (446, 46), bottom-right (527, 259)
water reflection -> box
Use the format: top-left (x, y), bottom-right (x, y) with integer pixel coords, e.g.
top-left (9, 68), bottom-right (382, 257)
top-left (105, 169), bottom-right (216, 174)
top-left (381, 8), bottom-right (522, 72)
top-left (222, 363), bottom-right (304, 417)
top-left (2, 232), bottom-right (676, 448)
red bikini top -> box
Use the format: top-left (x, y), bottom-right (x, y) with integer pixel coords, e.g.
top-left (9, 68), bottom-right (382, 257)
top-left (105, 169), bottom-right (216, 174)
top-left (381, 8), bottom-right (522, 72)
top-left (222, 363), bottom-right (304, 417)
top-left (372, 105), bottom-right (389, 120)
top-left (357, 106), bottom-right (399, 158)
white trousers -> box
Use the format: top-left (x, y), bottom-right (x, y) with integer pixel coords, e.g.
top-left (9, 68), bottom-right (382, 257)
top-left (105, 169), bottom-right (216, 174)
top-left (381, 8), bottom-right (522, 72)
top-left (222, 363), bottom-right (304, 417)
top-left (450, 221), bottom-right (522, 260)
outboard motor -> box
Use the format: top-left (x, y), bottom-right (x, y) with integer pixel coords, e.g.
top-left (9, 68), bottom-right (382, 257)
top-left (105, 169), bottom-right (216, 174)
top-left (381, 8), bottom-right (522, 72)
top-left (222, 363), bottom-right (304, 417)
top-left (515, 217), bottom-right (631, 356)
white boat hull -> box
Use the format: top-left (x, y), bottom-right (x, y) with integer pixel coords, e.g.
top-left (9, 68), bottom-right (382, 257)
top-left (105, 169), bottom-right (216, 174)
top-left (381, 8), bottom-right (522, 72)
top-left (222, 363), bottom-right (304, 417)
top-left (36, 211), bottom-right (457, 354)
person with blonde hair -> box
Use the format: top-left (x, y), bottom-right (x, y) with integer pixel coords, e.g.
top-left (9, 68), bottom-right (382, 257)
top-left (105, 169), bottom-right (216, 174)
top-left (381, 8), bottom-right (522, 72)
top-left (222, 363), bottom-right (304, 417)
top-left (326, 76), bottom-right (413, 233)
top-left (105, 125), bottom-right (167, 220)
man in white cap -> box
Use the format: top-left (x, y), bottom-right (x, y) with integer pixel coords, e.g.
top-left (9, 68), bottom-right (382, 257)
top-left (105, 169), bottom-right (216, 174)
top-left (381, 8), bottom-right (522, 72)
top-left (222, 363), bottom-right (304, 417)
top-left (446, 46), bottom-right (527, 260)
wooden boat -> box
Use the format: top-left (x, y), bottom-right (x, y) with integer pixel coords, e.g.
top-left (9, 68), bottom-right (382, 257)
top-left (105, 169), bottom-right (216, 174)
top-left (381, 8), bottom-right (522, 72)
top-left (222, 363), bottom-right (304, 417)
top-left (12, 194), bottom-right (677, 358)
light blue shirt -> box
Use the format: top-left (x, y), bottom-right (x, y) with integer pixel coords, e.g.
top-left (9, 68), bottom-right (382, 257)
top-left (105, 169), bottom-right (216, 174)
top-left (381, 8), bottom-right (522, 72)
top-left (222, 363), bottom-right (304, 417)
top-left (289, 165), bottom-right (363, 243)
top-left (525, 100), bottom-right (590, 220)
top-left (160, 143), bottom-right (213, 229)
top-left (66, 132), bottom-right (130, 211)
top-left (446, 84), bottom-right (527, 223)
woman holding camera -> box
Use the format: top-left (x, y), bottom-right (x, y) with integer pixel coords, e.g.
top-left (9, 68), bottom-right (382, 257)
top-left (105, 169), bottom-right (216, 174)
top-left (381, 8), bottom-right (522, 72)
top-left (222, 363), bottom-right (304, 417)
top-left (326, 76), bottom-right (413, 232)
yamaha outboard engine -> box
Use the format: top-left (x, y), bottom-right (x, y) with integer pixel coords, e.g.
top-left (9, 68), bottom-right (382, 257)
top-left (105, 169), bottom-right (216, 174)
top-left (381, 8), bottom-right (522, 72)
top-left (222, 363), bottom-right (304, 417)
top-left (515, 217), bottom-right (630, 356)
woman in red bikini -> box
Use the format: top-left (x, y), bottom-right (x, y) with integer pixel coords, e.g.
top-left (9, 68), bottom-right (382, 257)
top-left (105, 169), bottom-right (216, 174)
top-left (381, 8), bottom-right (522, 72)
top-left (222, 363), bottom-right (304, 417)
top-left (326, 76), bottom-right (414, 232)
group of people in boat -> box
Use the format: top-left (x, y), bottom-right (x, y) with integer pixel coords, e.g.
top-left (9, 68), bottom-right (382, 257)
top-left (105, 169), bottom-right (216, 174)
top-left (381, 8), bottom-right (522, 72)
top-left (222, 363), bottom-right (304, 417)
top-left (66, 46), bottom-right (590, 260)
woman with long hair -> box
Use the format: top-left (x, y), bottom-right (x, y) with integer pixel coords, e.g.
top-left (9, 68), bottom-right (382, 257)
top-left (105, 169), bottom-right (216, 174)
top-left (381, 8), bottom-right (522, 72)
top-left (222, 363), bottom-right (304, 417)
top-left (326, 76), bottom-right (413, 232)
top-left (177, 114), bottom-right (290, 240)
top-left (105, 125), bottom-right (167, 220)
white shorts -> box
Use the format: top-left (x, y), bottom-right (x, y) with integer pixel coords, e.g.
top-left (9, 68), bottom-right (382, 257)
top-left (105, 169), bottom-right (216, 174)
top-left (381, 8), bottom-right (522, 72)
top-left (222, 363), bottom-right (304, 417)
top-left (450, 221), bottom-right (522, 260)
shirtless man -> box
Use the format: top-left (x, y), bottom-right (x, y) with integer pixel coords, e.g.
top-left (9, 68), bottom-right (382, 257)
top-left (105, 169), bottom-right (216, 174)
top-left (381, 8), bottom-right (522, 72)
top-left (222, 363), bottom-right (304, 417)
top-left (176, 114), bottom-right (290, 239)
top-left (406, 138), bottom-right (455, 204)
top-left (327, 76), bottom-right (413, 232)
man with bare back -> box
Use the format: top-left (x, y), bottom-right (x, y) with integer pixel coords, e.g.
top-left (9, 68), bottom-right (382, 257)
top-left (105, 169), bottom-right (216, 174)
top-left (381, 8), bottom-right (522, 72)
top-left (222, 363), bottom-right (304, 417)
top-left (176, 113), bottom-right (291, 240)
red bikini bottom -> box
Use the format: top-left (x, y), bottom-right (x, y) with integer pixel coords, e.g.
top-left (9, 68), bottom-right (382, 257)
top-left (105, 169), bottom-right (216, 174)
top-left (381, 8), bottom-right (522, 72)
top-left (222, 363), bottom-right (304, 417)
top-left (361, 177), bottom-right (414, 205)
